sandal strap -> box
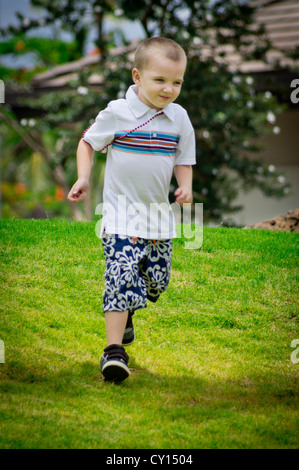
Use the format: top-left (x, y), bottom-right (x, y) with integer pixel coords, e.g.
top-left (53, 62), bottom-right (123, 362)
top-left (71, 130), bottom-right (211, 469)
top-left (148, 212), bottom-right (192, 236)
top-left (103, 344), bottom-right (129, 362)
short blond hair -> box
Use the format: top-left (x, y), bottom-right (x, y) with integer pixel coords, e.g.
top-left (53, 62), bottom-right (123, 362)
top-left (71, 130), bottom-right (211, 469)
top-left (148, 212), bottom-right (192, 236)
top-left (134, 37), bottom-right (187, 70)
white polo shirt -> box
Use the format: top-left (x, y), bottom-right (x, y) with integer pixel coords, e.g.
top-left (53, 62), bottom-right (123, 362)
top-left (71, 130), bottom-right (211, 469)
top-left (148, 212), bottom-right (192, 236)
top-left (83, 85), bottom-right (196, 239)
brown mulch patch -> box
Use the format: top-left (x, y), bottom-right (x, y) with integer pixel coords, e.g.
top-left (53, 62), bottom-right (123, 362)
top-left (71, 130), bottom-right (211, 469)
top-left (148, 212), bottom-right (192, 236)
top-left (245, 208), bottom-right (299, 232)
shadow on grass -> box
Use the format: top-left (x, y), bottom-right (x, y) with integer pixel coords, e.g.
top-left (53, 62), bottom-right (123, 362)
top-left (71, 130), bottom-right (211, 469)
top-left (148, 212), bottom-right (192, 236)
top-left (1, 354), bottom-right (298, 449)
top-left (2, 352), bottom-right (298, 409)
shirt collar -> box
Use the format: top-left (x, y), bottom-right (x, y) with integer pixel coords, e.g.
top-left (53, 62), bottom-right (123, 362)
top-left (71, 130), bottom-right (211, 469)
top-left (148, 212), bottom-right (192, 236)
top-left (126, 85), bottom-right (175, 121)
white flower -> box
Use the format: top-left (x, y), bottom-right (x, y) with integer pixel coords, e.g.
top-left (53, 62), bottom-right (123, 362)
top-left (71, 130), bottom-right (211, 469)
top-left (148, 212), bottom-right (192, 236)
top-left (273, 126), bottom-right (280, 134)
top-left (20, 119), bottom-right (27, 126)
top-left (203, 131), bottom-right (210, 139)
top-left (77, 86), bottom-right (88, 96)
top-left (268, 164), bottom-right (276, 173)
top-left (278, 176), bottom-right (285, 184)
top-left (267, 111), bottom-right (276, 123)
top-left (193, 37), bottom-right (202, 45)
top-left (247, 100), bottom-right (254, 108)
top-left (232, 76), bottom-right (241, 84)
top-left (246, 76), bottom-right (254, 85)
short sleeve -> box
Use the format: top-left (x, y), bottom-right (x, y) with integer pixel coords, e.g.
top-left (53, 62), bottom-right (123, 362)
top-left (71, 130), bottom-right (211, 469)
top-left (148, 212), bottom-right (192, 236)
top-left (174, 111), bottom-right (196, 165)
top-left (83, 102), bottom-right (116, 152)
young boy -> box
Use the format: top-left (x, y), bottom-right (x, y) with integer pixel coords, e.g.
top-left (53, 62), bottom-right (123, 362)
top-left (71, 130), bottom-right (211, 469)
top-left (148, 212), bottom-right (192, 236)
top-left (68, 37), bottom-right (196, 383)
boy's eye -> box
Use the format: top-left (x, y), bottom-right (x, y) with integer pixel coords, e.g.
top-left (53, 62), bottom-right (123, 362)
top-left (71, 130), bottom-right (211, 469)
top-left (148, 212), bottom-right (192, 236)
top-left (154, 78), bottom-right (183, 86)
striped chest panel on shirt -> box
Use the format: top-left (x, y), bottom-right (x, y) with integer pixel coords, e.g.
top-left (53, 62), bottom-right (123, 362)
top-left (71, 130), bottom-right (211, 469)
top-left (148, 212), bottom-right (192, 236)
top-left (111, 131), bottom-right (180, 157)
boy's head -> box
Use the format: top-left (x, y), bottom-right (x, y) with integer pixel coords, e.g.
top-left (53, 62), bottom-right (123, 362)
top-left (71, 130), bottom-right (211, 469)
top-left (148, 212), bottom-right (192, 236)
top-left (134, 37), bottom-right (187, 71)
top-left (132, 37), bottom-right (187, 110)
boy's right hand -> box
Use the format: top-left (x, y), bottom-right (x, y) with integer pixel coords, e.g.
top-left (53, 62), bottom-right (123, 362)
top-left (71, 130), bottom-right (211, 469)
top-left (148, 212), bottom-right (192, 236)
top-left (67, 178), bottom-right (89, 202)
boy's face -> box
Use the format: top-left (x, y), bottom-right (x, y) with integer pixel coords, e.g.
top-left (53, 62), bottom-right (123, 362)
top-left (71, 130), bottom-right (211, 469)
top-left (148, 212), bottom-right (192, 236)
top-left (132, 52), bottom-right (186, 110)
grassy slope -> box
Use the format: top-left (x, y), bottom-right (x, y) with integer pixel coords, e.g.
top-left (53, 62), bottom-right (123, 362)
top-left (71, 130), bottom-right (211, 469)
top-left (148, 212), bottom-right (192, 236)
top-left (0, 219), bottom-right (298, 449)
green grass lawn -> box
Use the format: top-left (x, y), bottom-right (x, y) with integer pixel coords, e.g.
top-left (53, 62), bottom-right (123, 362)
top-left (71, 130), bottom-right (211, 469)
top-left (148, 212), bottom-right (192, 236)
top-left (0, 219), bottom-right (298, 449)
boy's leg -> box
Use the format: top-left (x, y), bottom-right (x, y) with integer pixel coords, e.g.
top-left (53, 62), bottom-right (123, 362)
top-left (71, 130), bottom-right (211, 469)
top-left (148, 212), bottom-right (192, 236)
top-left (122, 309), bottom-right (135, 346)
top-left (100, 234), bottom-right (148, 382)
top-left (142, 239), bottom-right (172, 302)
top-left (101, 310), bottom-right (130, 383)
top-left (105, 310), bottom-right (129, 346)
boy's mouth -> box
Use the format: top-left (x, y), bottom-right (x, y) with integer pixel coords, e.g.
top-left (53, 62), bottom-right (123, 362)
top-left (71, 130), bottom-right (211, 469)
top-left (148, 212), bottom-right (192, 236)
top-left (159, 95), bottom-right (171, 101)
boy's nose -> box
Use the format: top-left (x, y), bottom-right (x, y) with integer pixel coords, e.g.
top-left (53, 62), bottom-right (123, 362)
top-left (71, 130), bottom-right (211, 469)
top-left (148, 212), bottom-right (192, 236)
top-left (163, 84), bottom-right (172, 94)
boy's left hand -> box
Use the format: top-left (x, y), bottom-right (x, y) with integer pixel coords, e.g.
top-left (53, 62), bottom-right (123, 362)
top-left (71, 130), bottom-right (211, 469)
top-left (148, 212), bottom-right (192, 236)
top-left (174, 186), bottom-right (193, 205)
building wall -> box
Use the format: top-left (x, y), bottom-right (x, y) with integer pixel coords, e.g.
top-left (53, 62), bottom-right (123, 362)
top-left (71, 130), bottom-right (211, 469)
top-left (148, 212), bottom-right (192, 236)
top-left (231, 108), bottom-right (299, 226)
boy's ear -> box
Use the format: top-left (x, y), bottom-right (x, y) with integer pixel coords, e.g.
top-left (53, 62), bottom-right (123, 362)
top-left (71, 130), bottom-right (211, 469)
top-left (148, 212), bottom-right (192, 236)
top-left (132, 68), bottom-right (141, 86)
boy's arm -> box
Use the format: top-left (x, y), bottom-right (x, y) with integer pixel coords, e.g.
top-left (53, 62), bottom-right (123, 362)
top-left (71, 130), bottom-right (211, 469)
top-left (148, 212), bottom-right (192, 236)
top-left (67, 139), bottom-right (94, 202)
top-left (174, 165), bottom-right (193, 205)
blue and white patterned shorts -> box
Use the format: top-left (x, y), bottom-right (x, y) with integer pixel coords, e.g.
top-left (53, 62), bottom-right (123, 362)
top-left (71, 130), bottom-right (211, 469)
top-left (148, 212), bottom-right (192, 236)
top-left (102, 233), bottom-right (173, 312)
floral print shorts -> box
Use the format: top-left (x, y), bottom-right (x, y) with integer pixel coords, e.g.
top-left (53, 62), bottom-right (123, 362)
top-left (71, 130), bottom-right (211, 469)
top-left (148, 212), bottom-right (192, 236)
top-left (102, 233), bottom-right (173, 312)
